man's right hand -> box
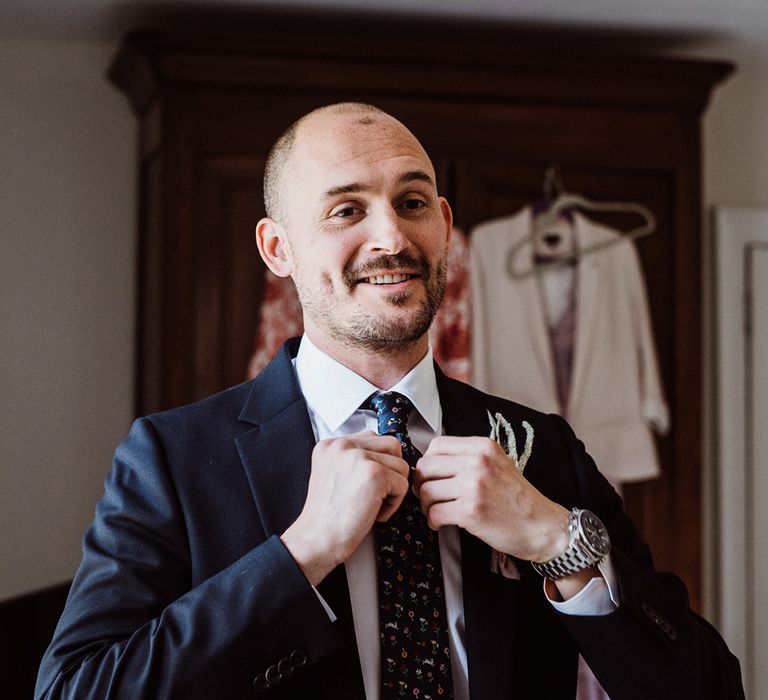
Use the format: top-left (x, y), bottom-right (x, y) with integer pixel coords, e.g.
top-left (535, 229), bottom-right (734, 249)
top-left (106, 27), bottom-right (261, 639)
top-left (280, 431), bottom-right (410, 585)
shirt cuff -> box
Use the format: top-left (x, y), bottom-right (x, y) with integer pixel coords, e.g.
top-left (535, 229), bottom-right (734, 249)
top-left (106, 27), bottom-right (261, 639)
top-left (545, 553), bottom-right (619, 616)
top-left (313, 586), bottom-right (337, 622)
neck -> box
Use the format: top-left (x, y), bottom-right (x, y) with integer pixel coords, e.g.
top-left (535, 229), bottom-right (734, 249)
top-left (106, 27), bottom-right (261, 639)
top-left (304, 328), bottom-right (429, 389)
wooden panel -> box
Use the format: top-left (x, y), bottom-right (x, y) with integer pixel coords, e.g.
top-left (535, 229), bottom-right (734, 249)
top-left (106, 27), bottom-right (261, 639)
top-left (195, 155), bottom-right (267, 397)
top-left (109, 19), bottom-right (731, 113)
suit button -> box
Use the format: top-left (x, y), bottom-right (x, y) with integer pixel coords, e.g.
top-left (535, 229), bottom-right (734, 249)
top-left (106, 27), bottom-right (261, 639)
top-left (290, 649), bottom-right (307, 667)
top-left (278, 657), bottom-right (293, 676)
top-left (253, 673), bottom-right (268, 690)
top-left (265, 664), bottom-right (282, 685)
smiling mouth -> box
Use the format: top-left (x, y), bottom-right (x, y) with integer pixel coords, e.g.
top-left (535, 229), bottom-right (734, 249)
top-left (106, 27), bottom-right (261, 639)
top-left (364, 273), bottom-right (416, 285)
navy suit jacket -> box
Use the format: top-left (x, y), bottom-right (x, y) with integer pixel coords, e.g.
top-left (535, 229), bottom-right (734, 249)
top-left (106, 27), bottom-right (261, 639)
top-left (37, 339), bottom-right (743, 699)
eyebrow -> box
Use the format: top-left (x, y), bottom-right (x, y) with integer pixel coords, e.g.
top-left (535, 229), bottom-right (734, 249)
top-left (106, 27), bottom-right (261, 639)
top-left (322, 170), bottom-right (436, 199)
top-left (398, 170), bottom-right (435, 187)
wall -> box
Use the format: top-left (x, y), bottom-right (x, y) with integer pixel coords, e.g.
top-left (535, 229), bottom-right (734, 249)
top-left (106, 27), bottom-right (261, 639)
top-left (702, 65), bottom-right (768, 206)
top-left (0, 38), bottom-right (135, 601)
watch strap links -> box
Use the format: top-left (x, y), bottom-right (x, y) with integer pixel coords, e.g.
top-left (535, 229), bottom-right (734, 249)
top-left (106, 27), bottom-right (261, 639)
top-left (531, 507), bottom-right (608, 580)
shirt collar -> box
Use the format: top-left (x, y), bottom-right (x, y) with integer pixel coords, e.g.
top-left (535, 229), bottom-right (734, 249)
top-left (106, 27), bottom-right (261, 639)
top-left (295, 334), bottom-right (441, 433)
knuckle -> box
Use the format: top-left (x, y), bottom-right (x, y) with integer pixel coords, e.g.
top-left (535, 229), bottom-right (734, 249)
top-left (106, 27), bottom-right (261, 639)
top-left (313, 439), bottom-right (330, 456)
top-left (481, 445), bottom-right (502, 468)
top-left (464, 496), bottom-right (480, 518)
top-left (467, 473), bottom-right (485, 498)
top-left (478, 436), bottom-right (497, 455)
top-left (464, 497), bottom-right (483, 521)
top-left (476, 452), bottom-right (492, 470)
top-left (463, 483), bottom-right (486, 519)
top-left (429, 435), bottom-right (447, 451)
top-left (382, 435), bottom-right (400, 451)
top-left (362, 460), bottom-right (381, 480)
top-left (322, 436), bottom-right (348, 455)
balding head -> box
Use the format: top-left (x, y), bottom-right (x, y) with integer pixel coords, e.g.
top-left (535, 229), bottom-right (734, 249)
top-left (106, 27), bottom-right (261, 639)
top-left (263, 103), bottom-right (414, 222)
top-left (255, 102), bottom-right (452, 366)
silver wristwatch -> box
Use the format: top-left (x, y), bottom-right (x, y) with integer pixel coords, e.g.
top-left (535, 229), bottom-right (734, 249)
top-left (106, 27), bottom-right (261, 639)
top-left (531, 508), bottom-right (610, 580)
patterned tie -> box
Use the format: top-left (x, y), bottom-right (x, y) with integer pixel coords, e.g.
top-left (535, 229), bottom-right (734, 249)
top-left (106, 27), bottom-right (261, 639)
top-left (368, 391), bottom-right (454, 700)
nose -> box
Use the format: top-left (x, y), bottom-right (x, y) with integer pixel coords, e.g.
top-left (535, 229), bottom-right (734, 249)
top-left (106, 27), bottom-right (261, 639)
top-left (366, 206), bottom-right (411, 255)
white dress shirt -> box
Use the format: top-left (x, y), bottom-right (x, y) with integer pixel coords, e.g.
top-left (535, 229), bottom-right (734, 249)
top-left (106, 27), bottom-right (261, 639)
top-left (293, 335), bottom-right (617, 700)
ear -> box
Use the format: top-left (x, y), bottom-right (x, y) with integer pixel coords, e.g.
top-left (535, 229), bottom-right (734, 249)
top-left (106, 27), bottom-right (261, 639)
top-left (255, 217), bottom-right (293, 277)
top-left (438, 196), bottom-right (454, 246)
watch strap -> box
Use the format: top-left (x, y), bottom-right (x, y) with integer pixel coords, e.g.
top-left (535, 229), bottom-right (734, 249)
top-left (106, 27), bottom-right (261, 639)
top-left (531, 508), bottom-right (607, 580)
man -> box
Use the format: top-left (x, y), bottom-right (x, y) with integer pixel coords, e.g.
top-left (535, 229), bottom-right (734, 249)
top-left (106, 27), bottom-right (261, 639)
top-left (37, 103), bottom-right (744, 699)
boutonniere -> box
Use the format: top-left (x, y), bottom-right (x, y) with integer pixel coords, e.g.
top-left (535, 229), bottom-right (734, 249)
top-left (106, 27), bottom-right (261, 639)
top-left (487, 411), bottom-right (534, 473)
top-left (487, 411), bottom-right (535, 578)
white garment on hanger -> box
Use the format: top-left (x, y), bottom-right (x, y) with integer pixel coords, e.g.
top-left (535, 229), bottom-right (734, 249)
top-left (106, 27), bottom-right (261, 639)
top-left (469, 206), bottom-right (669, 484)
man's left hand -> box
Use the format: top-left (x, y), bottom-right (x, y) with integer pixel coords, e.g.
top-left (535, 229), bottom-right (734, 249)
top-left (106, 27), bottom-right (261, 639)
top-left (414, 435), bottom-right (570, 564)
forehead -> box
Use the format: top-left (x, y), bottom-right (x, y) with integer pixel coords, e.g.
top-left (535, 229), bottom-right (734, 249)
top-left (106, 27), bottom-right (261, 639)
top-left (286, 112), bottom-right (436, 196)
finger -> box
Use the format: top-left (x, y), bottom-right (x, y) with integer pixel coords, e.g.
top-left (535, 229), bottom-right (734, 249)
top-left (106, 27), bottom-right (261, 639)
top-left (333, 432), bottom-right (404, 457)
top-left (418, 475), bottom-right (464, 510)
top-left (359, 450), bottom-right (410, 479)
top-left (423, 435), bottom-right (500, 456)
top-left (373, 435), bottom-right (407, 458)
top-left (375, 471), bottom-right (410, 522)
top-left (424, 499), bottom-right (461, 531)
top-left (413, 454), bottom-right (465, 495)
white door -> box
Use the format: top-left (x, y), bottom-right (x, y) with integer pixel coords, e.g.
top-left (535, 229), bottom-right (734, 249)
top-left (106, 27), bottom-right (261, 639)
top-left (714, 207), bottom-right (768, 698)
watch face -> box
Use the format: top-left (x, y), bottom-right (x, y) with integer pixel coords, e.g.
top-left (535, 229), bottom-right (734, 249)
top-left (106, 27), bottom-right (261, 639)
top-left (580, 511), bottom-right (611, 557)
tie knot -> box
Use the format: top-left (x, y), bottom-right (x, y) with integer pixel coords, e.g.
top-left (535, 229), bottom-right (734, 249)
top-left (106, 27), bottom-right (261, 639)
top-left (368, 391), bottom-right (414, 437)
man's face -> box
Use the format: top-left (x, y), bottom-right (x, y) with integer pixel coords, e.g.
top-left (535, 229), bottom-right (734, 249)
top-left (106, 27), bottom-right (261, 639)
top-left (276, 112), bottom-right (452, 353)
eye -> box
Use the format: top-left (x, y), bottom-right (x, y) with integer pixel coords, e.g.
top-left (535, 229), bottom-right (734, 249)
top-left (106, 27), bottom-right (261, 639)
top-left (331, 205), bottom-right (360, 219)
top-left (399, 198), bottom-right (427, 212)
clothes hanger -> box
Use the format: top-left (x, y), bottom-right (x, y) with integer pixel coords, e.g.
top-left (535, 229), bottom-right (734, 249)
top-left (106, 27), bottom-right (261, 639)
top-left (507, 173), bottom-right (657, 280)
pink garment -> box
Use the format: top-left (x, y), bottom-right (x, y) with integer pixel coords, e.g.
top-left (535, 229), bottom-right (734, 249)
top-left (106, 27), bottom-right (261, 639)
top-left (246, 273), bottom-right (303, 380)
top-left (429, 229), bottom-right (471, 382)
top-left (247, 229), bottom-right (471, 382)
top-left (536, 255), bottom-right (611, 700)
top-left (577, 654), bottom-right (610, 700)
top-left (547, 279), bottom-right (577, 414)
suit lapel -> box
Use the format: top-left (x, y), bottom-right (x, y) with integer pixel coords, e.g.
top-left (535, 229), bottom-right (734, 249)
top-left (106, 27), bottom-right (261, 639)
top-left (235, 414), bottom-right (311, 538)
top-left (235, 339), bottom-right (364, 698)
top-left (437, 369), bottom-right (521, 700)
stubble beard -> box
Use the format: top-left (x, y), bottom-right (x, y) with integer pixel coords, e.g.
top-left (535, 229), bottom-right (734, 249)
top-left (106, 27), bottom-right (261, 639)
top-left (296, 252), bottom-right (448, 354)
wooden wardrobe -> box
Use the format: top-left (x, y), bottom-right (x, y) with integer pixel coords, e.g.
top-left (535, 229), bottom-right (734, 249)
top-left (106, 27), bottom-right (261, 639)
top-left (109, 14), bottom-right (732, 610)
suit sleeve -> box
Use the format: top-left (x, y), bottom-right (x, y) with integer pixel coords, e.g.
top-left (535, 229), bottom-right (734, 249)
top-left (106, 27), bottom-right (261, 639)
top-left (549, 415), bottom-right (745, 700)
top-left (35, 417), bottom-right (343, 700)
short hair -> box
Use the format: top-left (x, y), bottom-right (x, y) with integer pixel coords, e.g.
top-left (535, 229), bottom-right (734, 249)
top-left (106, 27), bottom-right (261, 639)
top-left (263, 102), bottom-right (388, 221)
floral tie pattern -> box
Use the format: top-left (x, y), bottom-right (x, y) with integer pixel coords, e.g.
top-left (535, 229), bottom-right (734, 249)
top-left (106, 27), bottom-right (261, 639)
top-left (368, 391), bottom-right (454, 700)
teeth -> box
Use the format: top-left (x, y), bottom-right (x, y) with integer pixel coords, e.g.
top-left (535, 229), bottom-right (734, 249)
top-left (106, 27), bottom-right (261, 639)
top-left (366, 273), bottom-right (412, 285)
